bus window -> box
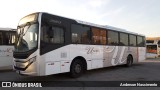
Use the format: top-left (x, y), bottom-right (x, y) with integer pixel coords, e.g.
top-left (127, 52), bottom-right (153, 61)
top-left (137, 36), bottom-right (145, 47)
top-left (142, 37), bottom-right (145, 46)
top-left (100, 30), bottom-right (107, 45)
top-left (91, 28), bottom-right (107, 45)
top-left (108, 31), bottom-right (119, 45)
top-left (9, 32), bottom-right (16, 45)
top-left (0, 32), bottom-right (3, 45)
top-left (5, 32), bottom-right (16, 45)
top-left (41, 25), bottom-right (64, 44)
top-left (129, 35), bottom-right (137, 46)
top-left (71, 24), bottom-right (90, 44)
top-left (147, 45), bottom-right (157, 54)
top-left (92, 28), bottom-right (100, 44)
top-left (52, 27), bottom-right (64, 44)
top-left (11, 33), bottom-right (16, 44)
top-left (120, 33), bottom-right (128, 46)
top-left (146, 40), bottom-right (154, 43)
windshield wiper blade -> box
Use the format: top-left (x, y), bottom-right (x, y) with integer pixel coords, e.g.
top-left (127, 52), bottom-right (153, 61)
top-left (16, 22), bottom-right (31, 46)
top-left (23, 22), bottom-right (31, 36)
top-left (16, 26), bottom-right (24, 45)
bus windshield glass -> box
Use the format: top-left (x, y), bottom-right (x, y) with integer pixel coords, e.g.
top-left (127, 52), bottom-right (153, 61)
top-left (15, 23), bottom-right (38, 52)
top-left (19, 14), bottom-right (37, 25)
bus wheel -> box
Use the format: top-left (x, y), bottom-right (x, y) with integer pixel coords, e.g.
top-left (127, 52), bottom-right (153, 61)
top-left (126, 55), bottom-right (133, 67)
top-left (70, 59), bottom-right (84, 78)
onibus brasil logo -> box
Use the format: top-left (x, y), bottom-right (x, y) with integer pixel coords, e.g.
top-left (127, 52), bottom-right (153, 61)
top-left (1, 82), bottom-right (42, 87)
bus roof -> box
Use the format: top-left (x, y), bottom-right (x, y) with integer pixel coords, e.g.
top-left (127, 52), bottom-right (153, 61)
top-left (33, 12), bottom-right (145, 37)
top-left (76, 20), bottom-right (144, 36)
top-left (0, 28), bottom-right (15, 31)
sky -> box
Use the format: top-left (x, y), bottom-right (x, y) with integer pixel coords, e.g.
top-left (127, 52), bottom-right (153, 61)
top-left (0, 0), bottom-right (160, 37)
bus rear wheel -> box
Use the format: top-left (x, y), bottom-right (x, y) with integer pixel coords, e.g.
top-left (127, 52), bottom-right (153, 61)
top-left (70, 59), bottom-right (84, 78)
top-left (126, 55), bottom-right (133, 67)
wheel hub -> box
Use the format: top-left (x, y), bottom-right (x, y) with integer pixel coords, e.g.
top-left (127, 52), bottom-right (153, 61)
top-left (75, 64), bottom-right (81, 73)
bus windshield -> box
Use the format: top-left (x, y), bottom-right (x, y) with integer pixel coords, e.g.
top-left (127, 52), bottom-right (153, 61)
top-left (15, 23), bottom-right (38, 52)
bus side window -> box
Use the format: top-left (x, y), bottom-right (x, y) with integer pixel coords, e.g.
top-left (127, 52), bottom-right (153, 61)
top-left (41, 25), bottom-right (49, 43)
top-left (4, 32), bottom-right (9, 45)
top-left (137, 36), bottom-right (143, 47)
top-left (91, 28), bottom-right (106, 45)
top-left (129, 35), bottom-right (137, 46)
top-left (41, 25), bottom-right (64, 44)
top-left (92, 28), bottom-right (100, 44)
top-left (71, 24), bottom-right (91, 44)
top-left (119, 33), bottom-right (128, 46)
top-left (100, 30), bottom-right (107, 45)
top-left (49, 26), bottom-right (64, 44)
top-left (0, 32), bottom-right (3, 45)
top-left (10, 32), bottom-right (16, 45)
top-left (108, 31), bottom-right (119, 45)
top-left (7, 32), bottom-right (12, 45)
top-left (4, 32), bottom-right (16, 45)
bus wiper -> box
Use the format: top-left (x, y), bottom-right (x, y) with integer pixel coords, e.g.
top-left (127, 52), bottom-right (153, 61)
top-left (23, 22), bottom-right (31, 36)
top-left (16, 22), bottom-right (31, 46)
top-left (16, 26), bottom-right (24, 45)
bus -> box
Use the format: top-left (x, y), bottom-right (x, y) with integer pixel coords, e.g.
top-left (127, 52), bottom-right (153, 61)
top-left (13, 12), bottom-right (146, 77)
top-left (0, 28), bottom-right (16, 70)
top-left (146, 39), bottom-right (160, 58)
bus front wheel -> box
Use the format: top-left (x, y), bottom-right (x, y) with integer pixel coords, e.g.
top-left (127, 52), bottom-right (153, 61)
top-left (70, 59), bottom-right (84, 78)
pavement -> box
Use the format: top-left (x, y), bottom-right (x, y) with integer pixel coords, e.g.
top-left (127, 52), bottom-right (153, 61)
top-left (0, 58), bottom-right (160, 90)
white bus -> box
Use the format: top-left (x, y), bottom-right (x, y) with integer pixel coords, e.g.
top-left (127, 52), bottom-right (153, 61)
top-left (146, 40), bottom-right (160, 58)
top-left (0, 28), bottom-right (16, 70)
top-left (13, 12), bottom-right (146, 77)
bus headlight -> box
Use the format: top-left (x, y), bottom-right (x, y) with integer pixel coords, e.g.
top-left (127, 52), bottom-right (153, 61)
top-left (28, 56), bottom-right (36, 64)
top-left (23, 62), bottom-right (29, 67)
top-left (15, 56), bottom-right (36, 69)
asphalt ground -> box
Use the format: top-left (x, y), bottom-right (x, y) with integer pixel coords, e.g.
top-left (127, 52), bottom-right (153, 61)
top-left (0, 58), bottom-right (160, 90)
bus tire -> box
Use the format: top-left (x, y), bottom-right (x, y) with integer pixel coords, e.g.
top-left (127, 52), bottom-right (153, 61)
top-left (126, 55), bottom-right (133, 67)
top-left (70, 59), bottom-right (84, 78)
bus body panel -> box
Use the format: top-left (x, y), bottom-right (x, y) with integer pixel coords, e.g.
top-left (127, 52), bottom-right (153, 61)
top-left (38, 45), bottom-right (139, 76)
top-left (129, 47), bottom-right (138, 64)
top-left (146, 53), bottom-right (157, 58)
top-left (14, 50), bottom-right (39, 75)
top-left (0, 46), bottom-right (14, 70)
top-left (104, 46), bottom-right (131, 67)
top-left (40, 45), bottom-right (70, 75)
top-left (138, 47), bottom-right (146, 61)
top-left (14, 45), bottom-right (141, 76)
top-left (0, 29), bottom-right (15, 70)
